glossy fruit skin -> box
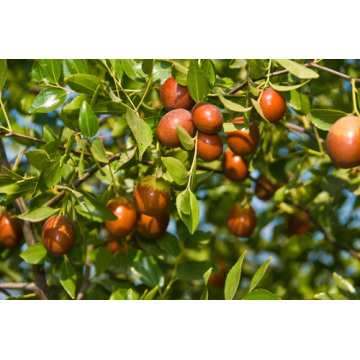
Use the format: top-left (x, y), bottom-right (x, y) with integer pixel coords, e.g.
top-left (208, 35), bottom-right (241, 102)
top-left (255, 178), bottom-right (275, 201)
top-left (326, 116), bottom-right (360, 169)
top-left (160, 77), bottom-right (195, 111)
top-left (288, 213), bottom-right (310, 236)
top-left (208, 260), bottom-right (228, 287)
top-left (226, 117), bottom-right (260, 155)
top-left (137, 211), bottom-right (170, 239)
top-left (156, 109), bottom-right (196, 148)
top-left (192, 102), bottom-right (223, 134)
top-left (0, 212), bottom-right (23, 249)
top-left (105, 197), bottom-right (137, 237)
top-left (259, 88), bottom-right (286, 123)
top-left (133, 175), bottom-right (171, 216)
top-left (227, 203), bottom-right (257, 237)
top-left (197, 132), bottom-right (223, 162)
top-left (41, 215), bottom-right (76, 256)
top-left (222, 148), bottom-right (249, 182)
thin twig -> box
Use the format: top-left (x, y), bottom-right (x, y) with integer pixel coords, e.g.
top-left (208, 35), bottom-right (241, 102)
top-left (76, 245), bottom-right (93, 300)
top-left (0, 282), bottom-right (37, 291)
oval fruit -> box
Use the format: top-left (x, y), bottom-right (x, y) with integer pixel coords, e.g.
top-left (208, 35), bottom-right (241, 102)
top-left (137, 211), bottom-right (170, 239)
top-left (192, 102), bottom-right (223, 134)
top-left (197, 132), bottom-right (223, 162)
top-left (0, 212), bottom-right (23, 249)
top-left (259, 88), bottom-right (286, 123)
top-left (222, 148), bottom-right (249, 182)
top-left (227, 203), bottom-right (257, 237)
top-left (255, 178), bottom-right (275, 201)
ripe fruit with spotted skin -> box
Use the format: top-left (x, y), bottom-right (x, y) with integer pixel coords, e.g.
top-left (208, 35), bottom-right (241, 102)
top-left (222, 148), bottom-right (249, 182)
top-left (133, 175), bottom-right (171, 216)
top-left (326, 116), bottom-right (360, 169)
top-left (255, 178), bottom-right (275, 201)
top-left (160, 76), bottom-right (195, 111)
top-left (259, 88), bottom-right (286, 123)
top-left (226, 117), bottom-right (260, 155)
top-left (0, 212), bottom-right (23, 249)
top-left (41, 215), bottom-right (76, 256)
top-left (197, 132), bottom-right (223, 162)
top-left (192, 102), bottom-right (223, 134)
top-left (288, 212), bottom-right (310, 236)
top-left (156, 109), bottom-right (195, 148)
top-left (137, 211), bottom-right (170, 239)
top-left (227, 203), bottom-right (257, 237)
top-left (105, 197), bottom-right (137, 237)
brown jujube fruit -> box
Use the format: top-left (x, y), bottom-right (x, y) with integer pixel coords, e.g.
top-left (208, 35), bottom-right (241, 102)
top-left (288, 213), bottom-right (310, 236)
top-left (133, 175), bottom-right (171, 216)
top-left (192, 102), bottom-right (223, 134)
top-left (197, 132), bottom-right (223, 162)
top-left (326, 116), bottom-right (360, 169)
top-left (137, 211), bottom-right (170, 239)
top-left (0, 212), bottom-right (23, 249)
top-left (160, 76), bottom-right (195, 111)
top-left (226, 117), bottom-right (260, 155)
top-left (227, 203), bottom-right (257, 237)
top-left (255, 178), bottom-right (275, 201)
top-left (156, 109), bottom-right (195, 148)
top-left (259, 88), bottom-right (286, 123)
top-left (105, 197), bottom-right (137, 237)
top-left (41, 215), bottom-right (76, 256)
top-left (222, 148), bottom-right (249, 182)
top-left (208, 260), bottom-right (228, 287)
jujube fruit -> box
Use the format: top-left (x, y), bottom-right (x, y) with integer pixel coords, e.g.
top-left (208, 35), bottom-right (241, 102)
top-left (255, 178), bottom-right (275, 201)
top-left (133, 175), bottom-right (171, 216)
top-left (259, 88), bottom-right (286, 123)
top-left (208, 260), bottom-right (228, 287)
top-left (197, 132), bottom-right (223, 162)
top-left (226, 117), bottom-right (260, 155)
top-left (222, 148), bottom-right (249, 182)
top-left (227, 203), bottom-right (257, 237)
top-left (0, 212), bottom-right (23, 249)
top-left (192, 102), bottom-right (223, 134)
top-left (105, 197), bottom-right (137, 237)
top-left (137, 211), bottom-right (170, 239)
top-left (288, 212), bottom-right (310, 236)
top-left (107, 238), bottom-right (128, 254)
top-left (156, 109), bottom-right (196, 148)
top-left (160, 76), bottom-right (195, 111)
top-left (326, 116), bottom-right (360, 169)
top-left (41, 215), bottom-right (76, 256)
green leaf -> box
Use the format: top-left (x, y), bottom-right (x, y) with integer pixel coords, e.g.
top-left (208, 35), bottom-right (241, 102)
top-left (17, 206), bottom-right (59, 222)
top-left (176, 190), bottom-right (199, 234)
top-left (243, 288), bottom-right (280, 300)
top-left (195, 170), bottom-right (213, 186)
top-left (222, 122), bottom-right (245, 132)
top-left (171, 63), bottom-right (188, 86)
top-left (333, 272), bottom-right (356, 300)
top-left (127, 288), bottom-right (140, 300)
top-left (41, 158), bottom-right (63, 188)
top-left (247, 59), bottom-right (267, 79)
top-left (65, 74), bottom-right (102, 95)
top-left (60, 133), bottom-right (75, 167)
top-left (161, 157), bottom-right (188, 185)
top-left (108, 59), bottom-right (123, 82)
top-left (25, 149), bottom-right (52, 170)
top-left (43, 125), bottom-right (57, 143)
top-left (20, 243), bottom-right (48, 265)
top-left (62, 59), bottom-right (88, 77)
top-left (251, 98), bottom-right (268, 122)
top-left (125, 110), bottom-right (153, 160)
top-left (79, 101), bottom-right (99, 137)
top-left (201, 59), bottom-right (216, 87)
top-left (32, 61), bottom-right (45, 82)
top-left (248, 77), bottom-right (259, 96)
top-left (29, 88), bottom-right (67, 114)
top-left (92, 247), bottom-right (112, 275)
top-left (287, 89), bottom-right (302, 110)
top-left (177, 261), bottom-right (214, 281)
top-left (276, 59), bottom-right (319, 79)
top-left (39, 59), bottom-right (62, 83)
top-left (114, 146), bottom-right (137, 171)
top-left (59, 258), bottom-right (77, 299)
top-left (308, 109), bottom-right (348, 131)
top-left (200, 267), bottom-right (213, 300)
top-left (155, 233), bottom-right (180, 257)
top-left (131, 252), bottom-right (164, 288)
top-left (217, 89), bottom-right (251, 112)
top-left (143, 285), bottom-right (159, 300)
top-left (91, 137), bottom-right (108, 163)
top-left (249, 257), bottom-right (272, 292)
top-left (229, 59), bottom-right (247, 69)
top-left (110, 288), bottom-right (128, 300)
top-left (142, 59), bottom-right (154, 75)
top-left (121, 59), bottom-right (141, 81)
top-left (270, 80), bottom-right (310, 91)
top-left (187, 59), bottom-right (208, 103)
top-left (176, 126), bottom-right (194, 151)
top-left (0, 59), bottom-right (7, 96)
top-left (224, 251), bottom-right (247, 300)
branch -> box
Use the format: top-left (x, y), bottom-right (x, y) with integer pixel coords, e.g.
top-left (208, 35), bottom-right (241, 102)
top-left (76, 245), bottom-right (93, 300)
top-left (0, 138), bottom-right (52, 300)
top-left (228, 61), bottom-right (360, 94)
top-left (0, 282), bottom-right (37, 291)
top-left (285, 122), bottom-right (324, 143)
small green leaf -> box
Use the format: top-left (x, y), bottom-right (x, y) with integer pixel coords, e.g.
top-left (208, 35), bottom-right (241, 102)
top-left (224, 251), bottom-right (247, 300)
top-left (127, 288), bottom-right (140, 300)
top-left (92, 247), bottom-right (112, 275)
top-left (177, 261), bottom-right (214, 281)
top-left (249, 257), bottom-right (272, 292)
top-left (176, 126), bottom-right (194, 151)
top-left (229, 59), bottom-right (247, 69)
top-left (43, 125), bottom-right (57, 143)
top-left (20, 243), bottom-right (48, 264)
top-left (29, 88), bottom-right (67, 114)
top-left (125, 110), bottom-right (153, 160)
top-left (79, 101), bottom-right (99, 137)
top-left (162, 157), bottom-right (188, 185)
top-left (62, 59), bottom-right (88, 77)
top-left (59, 258), bottom-right (77, 299)
top-left (17, 206), bottom-right (59, 222)
top-left (187, 59), bottom-right (208, 103)
top-left (65, 74), bottom-right (102, 95)
top-left (217, 89), bottom-right (251, 112)
top-left (222, 122), bottom-right (245, 132)
top-left (91, 137), bottom-right (108, 163)
top-left (276, 59), bottom-right (319, 79)
top-left (248, 77), bottom-right (259, 96)
top-left (200, 267), bottom-right (213, 300)
top-left (333, 272), bottom-right (356, 300)
top-left (251, 98), bottom-right (268, 122)
top-left (32, 61), bottom-right (45, 82)
top-left (308, 109), bottom-right (348, 131)
top-left (39, 59), bottom-right (62, 83)
top-left (171, 63), bottom-right (188, 86)
top-left (155, 233), bottom-right (180, 257)
top-left (247, 59), bottom-right (267, 79)
top-left (121, 59), bottom-right (141, 81)
top-left (110, 288), bottom-right (128, 300)
top-left (60, 133), bottom-right (75, 167)
top-left (25, 149), bottom-right (52, 170)
top-left (287, 89), bottom-right (302, 110)
top-left (143, 285), bottom-right (159, 300)
top-left (176, 189), bottom-right (199, 234)
top-left (41, 158), bottom-right (63, 188)
top-left (201, 59), bottom-right (216, 87)
top-left (270, 80), bottom-right (310, 91)
top-left (243, 288), bottom-right (280, 300)
top-left (114, 146), bottom-right (137, 171)
top-left (0, 59), bottom-right (7, 96)
top-left (142, 59), bottom-right (154, 75)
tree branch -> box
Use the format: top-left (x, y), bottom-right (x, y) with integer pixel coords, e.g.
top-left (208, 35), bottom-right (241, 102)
top-left (0, 282), bottom-right (37, 291)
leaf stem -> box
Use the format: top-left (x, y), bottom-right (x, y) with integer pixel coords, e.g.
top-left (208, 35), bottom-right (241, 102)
top-left (0, 98), bottom-right (12, 132)
top-left (351, 79), bottom-right (360, 117)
